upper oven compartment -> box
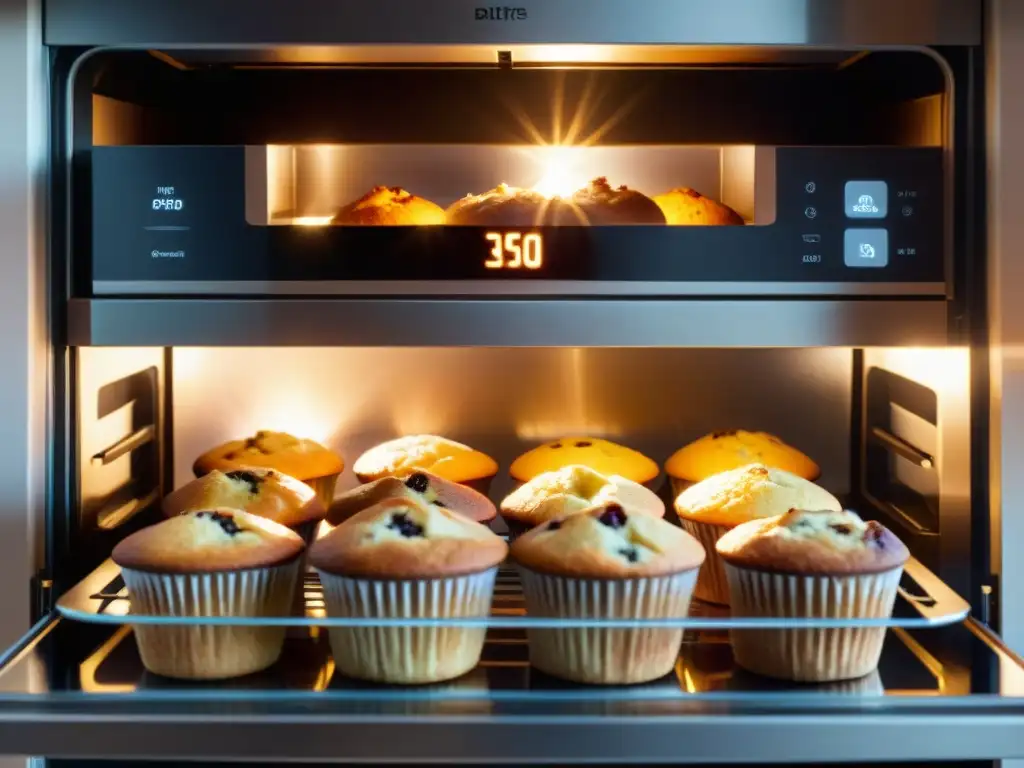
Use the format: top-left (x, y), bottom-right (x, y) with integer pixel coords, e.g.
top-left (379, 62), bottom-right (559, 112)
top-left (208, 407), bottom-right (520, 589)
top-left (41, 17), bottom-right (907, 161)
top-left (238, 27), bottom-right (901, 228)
top-left (64, 43), bottom-right (965, 347)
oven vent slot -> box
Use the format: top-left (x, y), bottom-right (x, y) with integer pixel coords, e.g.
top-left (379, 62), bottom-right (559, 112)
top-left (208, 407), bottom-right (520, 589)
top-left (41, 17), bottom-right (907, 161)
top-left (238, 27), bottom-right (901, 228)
top-left (863, 367), bottom-right (939, 536)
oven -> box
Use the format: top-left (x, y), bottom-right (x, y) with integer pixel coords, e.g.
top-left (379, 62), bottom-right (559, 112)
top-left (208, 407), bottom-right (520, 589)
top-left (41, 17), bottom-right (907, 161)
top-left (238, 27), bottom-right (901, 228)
top-left (1, 0), bottom-right (1023, 764)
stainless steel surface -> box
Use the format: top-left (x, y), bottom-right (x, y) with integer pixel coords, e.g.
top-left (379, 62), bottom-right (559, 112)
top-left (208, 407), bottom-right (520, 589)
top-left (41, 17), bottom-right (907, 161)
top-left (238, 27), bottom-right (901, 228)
top-left (68, 298), bottom-right (951, 347)
top-left (43, 0), bottom-right (981, 47)
top-left (988, 0), bottom-right (1024, 660)
top-left (92, 281), bottom-right (949, 297)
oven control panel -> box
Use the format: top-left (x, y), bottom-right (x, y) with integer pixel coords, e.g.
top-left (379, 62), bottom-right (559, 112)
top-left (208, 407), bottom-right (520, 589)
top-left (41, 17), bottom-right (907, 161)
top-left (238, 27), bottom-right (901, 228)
top-left (90, 146), bottom-right (944, 296)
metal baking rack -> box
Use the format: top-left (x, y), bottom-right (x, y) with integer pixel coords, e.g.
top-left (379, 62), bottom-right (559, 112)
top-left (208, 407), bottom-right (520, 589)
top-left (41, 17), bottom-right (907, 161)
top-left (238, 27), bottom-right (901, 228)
top-left (56, 555), bottom-right (970, 629)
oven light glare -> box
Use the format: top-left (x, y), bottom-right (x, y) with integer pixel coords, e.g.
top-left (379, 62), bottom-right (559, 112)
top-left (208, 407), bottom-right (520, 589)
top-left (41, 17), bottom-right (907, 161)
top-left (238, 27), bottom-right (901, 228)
top-left (292, 215), bottom-right (334, 227)
top-left (531, 146), bottom-right (590, 198)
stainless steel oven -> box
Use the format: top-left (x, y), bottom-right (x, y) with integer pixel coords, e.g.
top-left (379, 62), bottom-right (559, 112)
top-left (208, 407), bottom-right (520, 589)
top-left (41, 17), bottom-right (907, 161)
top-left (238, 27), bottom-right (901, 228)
top-left (1, 0), bottom-right (1023, 764)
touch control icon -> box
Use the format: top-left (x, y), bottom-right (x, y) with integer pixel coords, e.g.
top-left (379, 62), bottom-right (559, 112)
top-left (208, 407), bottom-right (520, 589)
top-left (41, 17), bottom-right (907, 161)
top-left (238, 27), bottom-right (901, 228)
top-left (852, 194), bottom-right (879, 214)
top-left (845, 180), bottom-right (888, 219)
top-left (804, 206), bottom-right (817, 219)
top-left (844, 228), bottom-right (888, 268)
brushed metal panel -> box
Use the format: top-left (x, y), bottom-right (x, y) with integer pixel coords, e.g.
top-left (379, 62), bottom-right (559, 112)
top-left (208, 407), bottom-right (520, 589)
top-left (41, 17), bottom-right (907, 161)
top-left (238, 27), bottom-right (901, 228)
top-left (67, 298), bottom-right (951, 347)
top-left (171, 347), bottom-right (852, 499)
top-left (44, 0), bottom-right (981, 47)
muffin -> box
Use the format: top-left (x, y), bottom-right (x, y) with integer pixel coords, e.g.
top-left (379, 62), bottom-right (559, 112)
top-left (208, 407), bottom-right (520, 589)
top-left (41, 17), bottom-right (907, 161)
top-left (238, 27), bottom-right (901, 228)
top-left (499, 464), bottom-right (664, 538)
top-left (327, 470), bottom-right (497, 526)
top-left (353, 434), bottom-right (498, 494)
top-left (511, 503), bottom-right (705, 684)
top-left (331, 186), bottom-right (445, 226)
top-left (569, 177), bottom-right (666, 225)
top-left (112, 508), bottom-right (305, 680)
top-left (445, 183), bottom-right (572, 226)
top-left (162, 467), bottom-right (327, 544)
top-left (665, 430), bottom-right (821, 497)
top-left (653, 187), bottom-right (745, 226)
top-left (717, 508), bottom-right (909, 682)
top-left (674, 463), bottom-right (841, 605)
top-left (193, 431), bottom-right (344, 507)
top-left (510, 437), bottom-right (659, 485)
top-left (309, 495), bottom-right (508, 684)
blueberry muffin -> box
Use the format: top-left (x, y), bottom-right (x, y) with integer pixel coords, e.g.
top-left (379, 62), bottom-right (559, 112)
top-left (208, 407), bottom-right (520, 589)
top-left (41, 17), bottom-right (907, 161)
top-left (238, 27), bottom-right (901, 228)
top-left (653, 187), bottom-right (744, 226)
top-left (665, 430), bottom-right (821, 497)
top-left (327, 470), bottom-right (497, 526)
top-left (717, 508), bottom-right (909, 682)
top-left (510, 437), bottom-right (659, 485)
top-left (112, 508), bottom-right (305, 680)
top-left (510, 503), bottom-right (705, 684)
top-left (353, 434), bottom-right (498, 494)
top-left (331, 186), bottom-right (445, 226)
top-left (309, 496), bottom-right (507, 684)
top-left (194, 431), bottom-right (344, 507)
top-left (499, 464), bottom-right (663, 538)
top-left (674, 463), bottom-right (841, 605)
top-left (162, 467), bottom-right (327, 544)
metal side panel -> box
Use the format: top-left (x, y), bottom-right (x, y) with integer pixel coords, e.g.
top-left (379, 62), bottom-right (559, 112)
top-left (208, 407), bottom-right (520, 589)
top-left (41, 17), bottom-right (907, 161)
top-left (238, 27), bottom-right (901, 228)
top-left (66, 298), bottom-right (953, 348)
top-left (43, 0), bottom-right (981, 47)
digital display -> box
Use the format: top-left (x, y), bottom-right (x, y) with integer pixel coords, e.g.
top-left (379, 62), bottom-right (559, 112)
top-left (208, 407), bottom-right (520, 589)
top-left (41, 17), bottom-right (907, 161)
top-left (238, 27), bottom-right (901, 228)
top-left (152, 198), bottom-right (184, 211)
top-left (484, 231), bottom-right (543, 270)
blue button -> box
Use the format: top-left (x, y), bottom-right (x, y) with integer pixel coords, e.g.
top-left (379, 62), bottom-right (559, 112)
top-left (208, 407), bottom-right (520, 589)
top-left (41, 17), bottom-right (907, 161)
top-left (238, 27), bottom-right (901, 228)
top-left (844, 229), bottom-right (888, 268)
top-left (845, 180), bottom-right (888, 219)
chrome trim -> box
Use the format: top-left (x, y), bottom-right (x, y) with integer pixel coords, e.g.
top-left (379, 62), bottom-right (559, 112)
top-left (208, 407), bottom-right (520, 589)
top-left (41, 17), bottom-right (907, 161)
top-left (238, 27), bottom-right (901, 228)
top-left (92, 280), bottom-right (949, 297)
top-left (44, 0), bottom-right (981, 47)
top-left (67, 298), bottom-right (950, 347)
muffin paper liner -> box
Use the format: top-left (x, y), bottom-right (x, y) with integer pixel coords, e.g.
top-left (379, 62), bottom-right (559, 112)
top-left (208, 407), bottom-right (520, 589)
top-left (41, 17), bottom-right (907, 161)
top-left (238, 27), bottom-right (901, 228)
top-left (678, 518), bottom-right (734, 605)
top-left (517, 568), bottom-right (698, 684)
top-left (305, 473), bottom-right (340, 508)
top-left (317, 568), bottom-right (498, 684)
top-left (724, 563), bottom-right (904, 682)
top-left (121, 559), bottom-right (301, 680)
top-left (669, 477), bottom-right (695, 500)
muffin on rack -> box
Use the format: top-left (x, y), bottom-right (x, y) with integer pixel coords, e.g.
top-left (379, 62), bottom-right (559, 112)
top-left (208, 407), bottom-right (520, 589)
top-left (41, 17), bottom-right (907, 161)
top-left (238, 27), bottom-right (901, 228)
top-left (162, 467), bottom-right (327, 544)
top-left (674, 463), bottom-right (841, 605)
top-left (327, 470), bottom-right (497, 526)
top-left (309, 495), bottom-right (508, 684)
top-left (511, 502), bottom-right (705, 684)
top-left (331, 186), bottom-right (445, 226)
top-left (193, 431), bottom-right (344, 507)
top-left (445, 183), bottom-right (569, 226)
top-left (509, 437), bottom-right (659, 485)
top-left (665, 430), bottom-right (821, 496)
top-left (653, 187), bottom-right (745, 226)
top-left (717, 507), bottom-right (909, 682)
top-left (569, 177), bottom-right (666, 225)
top-left (112, 508), bottom-right (305, 680)
top-left (353, 434), bottom-right (498, 494)
top-left (499, 464), bottom-right (663, 538)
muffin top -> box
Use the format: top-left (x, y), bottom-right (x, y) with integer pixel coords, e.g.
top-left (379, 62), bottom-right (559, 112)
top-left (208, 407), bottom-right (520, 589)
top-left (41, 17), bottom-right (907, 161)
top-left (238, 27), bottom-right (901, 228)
top-left (653, 187), bottom-right (745, 226)
top-left (162, 467), bottom-right (326, 528)
top-left (193, 431), bottom-right (344, 482)
top-left (327, 470), bottom-right (497, 526)
top-left (665, 430), bottom-right (820, 483)
top-left (716, 508), bottom-right (910, 575)
top-left (445, 183), bottom-right (562, 226)
top-left (674, 463), bottom-right (840, 528)
top-left (510, 502), bottom-right (705, 579)
top-left (353, 434), bottom-right (498, 484)
top-left (569, 177), bottom-right (666, 225)
top-left (112, 508), bottom-right (305, 574)
top-left (331, 186), bottom-right (445, 226)
top-left (309, 496), bottom-right (508, 579)
top-left (510, 437), bottom-right (659, 484)
top-left (500, 464), bottom-right (664, 527)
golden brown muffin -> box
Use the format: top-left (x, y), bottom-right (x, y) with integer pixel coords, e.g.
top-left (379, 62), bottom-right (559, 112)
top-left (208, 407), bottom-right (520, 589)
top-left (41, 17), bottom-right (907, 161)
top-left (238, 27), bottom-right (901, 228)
top-left (310, 496), bottom-right (508, 580)
top-left (331, 186), bottom-right (445, 226)
top-left (193, 431), bottom-right (344, 506)
top-left (445, 183), bottom-right (575, 226)
top-left (353, 434), bottom-right (498, 492)
top-left (114, 508), bottom-right (305, 574)
top-left (569, 177), bottom-right (666, 225)
top-left (511, 503), bottom-right (705, 579)
top-left (162, 468), bottom-right (326, 541)
top-left (665, 430), bottom-right (821, 497)
top-left (717, 508), bottom-right (909, 576)
top-left (653, 187), bottom-right (745, 226)
top-left (499, 464), bottom-right (663, 536)
top-left (327, 471), bottom-right (497, 526)
top-left (510, 437), bottom-right (659, 485)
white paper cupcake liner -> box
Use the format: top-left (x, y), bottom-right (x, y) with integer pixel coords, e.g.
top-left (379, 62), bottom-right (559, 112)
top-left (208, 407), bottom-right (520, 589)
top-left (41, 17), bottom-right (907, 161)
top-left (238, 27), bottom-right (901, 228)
top-left (517, 568), bottom-right (698, 684)
top-left (121, 558), bottom-right (301, 680)
top-left (317, 568), bottom-right (498, 684)
top-left (723, 563), bottom-right (904, 682)
top-left (678, 518), bottom-right (733, 605)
